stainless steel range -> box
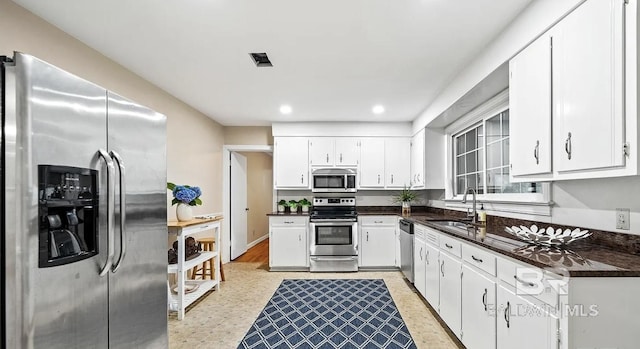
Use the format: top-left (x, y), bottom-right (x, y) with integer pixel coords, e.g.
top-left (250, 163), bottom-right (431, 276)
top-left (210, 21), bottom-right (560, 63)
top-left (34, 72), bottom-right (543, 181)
top-left (309, 197), bottom-right (358, 272)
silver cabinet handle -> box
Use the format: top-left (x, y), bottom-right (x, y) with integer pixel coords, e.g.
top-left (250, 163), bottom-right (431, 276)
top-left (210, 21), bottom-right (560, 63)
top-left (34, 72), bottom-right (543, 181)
top-left (482, 288), bottom-right (488, 311)
top-left (326, 154), bottom-right (329, 163)
top-left (301, 174), bottom-right (304, 183)
top-left (298, 234), bottom-right (301, 242)
top-left (534, 140), bottom-right (540, 165)
top-left (471, 255), bottom-right (483, 263)
top-left (366, 232), bottom-right (369, 242)
top-left (445, 243), bottom-right (453, 249)
top-left (374, 220), bottom-right (383, 224)
top-left (340, 153), bottom-right (343, 163)
top-left (110, 150), bottom-right (126, 273)
top-left (98, 149), bottom-right (115, 277)
top-left (426, 250), bottom-right (429, 265)
top-left (420, 247), bottom-right (423, 261)
top-left (440, 260), bottom-right (445, 277)
top-left (514, 275), bottom-right (535, 287)
top-left (391, 174), bottom-right (394, 184)
top-left (565, 132), bottom-right (572, 160)
top-left (377, 174), bottom-right (380, 184)
top-left (417, 173), bottom-right (421, 183)
top-left (505, 301), bottom-right (510, 328)
top-left (284, 221), bottom-right (294, 224)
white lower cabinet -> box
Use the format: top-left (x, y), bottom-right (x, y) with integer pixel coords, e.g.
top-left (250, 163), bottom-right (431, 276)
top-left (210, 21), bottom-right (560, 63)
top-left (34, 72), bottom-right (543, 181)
top-left (461, 264), bottom-right (496, 349)
top-left (413, 226), bottom-right (426, 297)
top-left (424, 241), bottom-right (440, 308)
top-left (496, 285), bottom-right (557, 349)
top-left (359, 216), bottom-right (396, 268)
top-left (439, 251), bottom-right (462, 337)
top-left (269, 216), bottom-right (308, 269)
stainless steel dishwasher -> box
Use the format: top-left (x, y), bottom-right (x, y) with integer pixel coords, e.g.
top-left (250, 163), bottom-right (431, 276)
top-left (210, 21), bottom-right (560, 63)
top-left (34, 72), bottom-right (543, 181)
top-left (399, 219), bottom-right (414, 283)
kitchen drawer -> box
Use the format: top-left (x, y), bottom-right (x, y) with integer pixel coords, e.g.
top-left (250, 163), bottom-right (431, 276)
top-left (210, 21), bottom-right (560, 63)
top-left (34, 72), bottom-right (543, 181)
top-left (462, 243), bottom-right (496, 276)
top-left (359, 216), bottom-right (397, 226)
top-left (497, 256), bottom-right (558, 307)
top-left (414, 224), bottom-right (426, 239)
top-left (269, 216), bottom-right (308, 227)
top-left (439, 234), bottom-right (461, 258)
top-left (423, 226), bottom-right (440, 246)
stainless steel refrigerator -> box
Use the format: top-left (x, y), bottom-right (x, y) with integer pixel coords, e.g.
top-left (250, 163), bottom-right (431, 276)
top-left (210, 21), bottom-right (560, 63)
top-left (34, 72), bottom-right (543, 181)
top-left (1, 52), bottom-right (168, 348)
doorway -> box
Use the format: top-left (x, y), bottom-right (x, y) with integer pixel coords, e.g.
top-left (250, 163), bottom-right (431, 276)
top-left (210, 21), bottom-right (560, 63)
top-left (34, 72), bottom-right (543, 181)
top-left (222, 145), bottom-right (274, 263)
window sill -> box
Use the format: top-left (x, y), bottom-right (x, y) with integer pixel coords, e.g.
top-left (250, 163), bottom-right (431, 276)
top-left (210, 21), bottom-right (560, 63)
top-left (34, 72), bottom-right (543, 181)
top-left (444, 199), bottom-right (553, 217)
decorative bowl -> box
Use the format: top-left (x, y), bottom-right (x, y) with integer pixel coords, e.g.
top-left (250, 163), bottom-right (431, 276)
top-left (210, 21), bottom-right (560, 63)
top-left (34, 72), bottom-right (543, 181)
top-left (504, 225), bottom-right (591, 246)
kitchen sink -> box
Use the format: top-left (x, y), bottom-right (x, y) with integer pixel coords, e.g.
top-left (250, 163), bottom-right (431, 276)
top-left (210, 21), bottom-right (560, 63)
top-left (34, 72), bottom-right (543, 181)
top-left (429, 220), bottom-right (474, 230)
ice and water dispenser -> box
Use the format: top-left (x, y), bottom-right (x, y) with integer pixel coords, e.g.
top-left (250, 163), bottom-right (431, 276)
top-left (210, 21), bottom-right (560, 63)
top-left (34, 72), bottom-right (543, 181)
top-left (38, 165), bottom-right (99, 267)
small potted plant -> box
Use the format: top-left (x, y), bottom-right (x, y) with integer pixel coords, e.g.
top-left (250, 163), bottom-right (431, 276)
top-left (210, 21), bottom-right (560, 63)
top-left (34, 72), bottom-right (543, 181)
top-left (277, 199), bottom-right (288, 213)
top-left (393, 186), bottom-right (417, 217)
top-left (299, 198), bottom-right (311, 213)
top-left (288, 200), bottom-right (299, 214)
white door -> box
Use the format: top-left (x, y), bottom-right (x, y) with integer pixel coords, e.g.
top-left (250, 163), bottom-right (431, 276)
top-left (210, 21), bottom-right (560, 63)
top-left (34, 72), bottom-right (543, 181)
top-left (309, 137), bottom-right (334, 166)
top-left (461, 265), bottom-right (496, 349)
top-left (385, 138), bottom-right (411, 188)
top-left (231, 152), bottom-right (248, 259)
top-left (274, 137), bottom-right (309, 188)
top-left (553, 0), bottom-right (624, 172)
top-left (360, 227), bottom-right (396, 267)
top-left (413, 234), bottom-right (427, 297)
top-left (509, 32), bottom-right (552, 177)
top-left (334, 138), bottom-right (360, 166)
top-left (359, 138), bottom-right (385, 188)
top-left (439, 252), bottom-right (462, 338)
top-left (424, 242), bottom-right (440, 308)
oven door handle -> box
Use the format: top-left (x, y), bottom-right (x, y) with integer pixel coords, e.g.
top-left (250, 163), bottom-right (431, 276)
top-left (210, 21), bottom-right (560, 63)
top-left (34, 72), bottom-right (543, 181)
top-left (311, 219), bottom-right (357, 224)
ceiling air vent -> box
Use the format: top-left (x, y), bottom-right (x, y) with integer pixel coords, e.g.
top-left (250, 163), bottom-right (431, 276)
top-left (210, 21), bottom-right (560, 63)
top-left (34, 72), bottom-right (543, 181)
top-left (249, 52), bottom-right (273, 67)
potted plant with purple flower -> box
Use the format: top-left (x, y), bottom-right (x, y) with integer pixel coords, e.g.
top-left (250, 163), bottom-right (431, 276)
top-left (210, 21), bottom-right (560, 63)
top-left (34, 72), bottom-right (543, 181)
top-left (167, 182), bottom-right (202, 221)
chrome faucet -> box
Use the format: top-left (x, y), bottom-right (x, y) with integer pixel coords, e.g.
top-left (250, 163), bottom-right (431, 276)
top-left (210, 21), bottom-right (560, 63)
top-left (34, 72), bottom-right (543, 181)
top-left (461, 187), bottom-right (477, 224)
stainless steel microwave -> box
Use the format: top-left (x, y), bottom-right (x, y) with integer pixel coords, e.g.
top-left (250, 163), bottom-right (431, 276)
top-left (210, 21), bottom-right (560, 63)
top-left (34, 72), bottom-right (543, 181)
top-left (311, 168), bottom-right (357, 193)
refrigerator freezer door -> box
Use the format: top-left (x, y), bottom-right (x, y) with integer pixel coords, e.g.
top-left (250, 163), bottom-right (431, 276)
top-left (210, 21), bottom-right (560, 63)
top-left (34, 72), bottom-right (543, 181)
top-left (107, 92), bottom-right (168, 348)
top-left (13, 53), bottom-right (110, 348)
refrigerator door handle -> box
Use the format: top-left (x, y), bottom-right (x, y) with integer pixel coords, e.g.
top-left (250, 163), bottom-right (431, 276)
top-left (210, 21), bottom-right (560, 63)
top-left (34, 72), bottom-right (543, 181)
top-left (98, 149), bottom-right (116, 277)
top-left (110, 150), bottom-right (126, 272)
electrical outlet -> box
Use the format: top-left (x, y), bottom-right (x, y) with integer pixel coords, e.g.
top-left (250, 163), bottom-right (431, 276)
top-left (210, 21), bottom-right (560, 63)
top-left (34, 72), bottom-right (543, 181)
top-left (616, 208), bottom-right (630, 230)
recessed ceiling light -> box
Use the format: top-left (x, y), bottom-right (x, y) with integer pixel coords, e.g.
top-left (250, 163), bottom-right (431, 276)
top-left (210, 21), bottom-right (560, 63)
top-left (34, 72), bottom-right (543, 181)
top-left (279, 105), bottom-right (292, 115)
top-left (372, 105), bottom-right (385, 114)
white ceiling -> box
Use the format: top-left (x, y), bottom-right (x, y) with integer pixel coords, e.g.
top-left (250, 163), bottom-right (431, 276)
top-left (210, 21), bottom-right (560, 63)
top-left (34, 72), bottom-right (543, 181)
top-left (13, 0), bottom-right (532, 126)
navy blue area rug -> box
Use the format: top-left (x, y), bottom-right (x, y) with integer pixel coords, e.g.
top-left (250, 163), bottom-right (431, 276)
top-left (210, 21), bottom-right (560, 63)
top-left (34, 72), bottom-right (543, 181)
top-left (238, 279), bottom-right (417, 349)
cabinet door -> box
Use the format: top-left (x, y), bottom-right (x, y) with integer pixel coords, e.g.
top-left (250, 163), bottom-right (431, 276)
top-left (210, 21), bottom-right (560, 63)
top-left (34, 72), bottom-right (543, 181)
top-left (335, 138), bottom-right (360, 166)
top-left (461, 265), bottom-right (496, 349)
top-left (413, 235), bottom-right (427, 297)
top-left (554, 0), bottom-right (625, 172)
top-left (385, 138), bottom-right (411, 188)
top-left (309, 137), bottom-right (334, 166)
top-left (274, 137), bottom-right (309, 188)
top-left (411, 130), bottom-right (425, 188)
top-left (424, 242), bottom-right (440, 308)
top-left (439, 252), bottom-right (462, 338)
top-left (359, 138), bottom-right (385, 188)
top-left (360, 226), bottom-right (396, 267)
top-left (270, 227), bottom-right (307, 267)
top-left (509, 33), bottom-right (552, 177)
top-left (496, 285), bottom-right (556, 349)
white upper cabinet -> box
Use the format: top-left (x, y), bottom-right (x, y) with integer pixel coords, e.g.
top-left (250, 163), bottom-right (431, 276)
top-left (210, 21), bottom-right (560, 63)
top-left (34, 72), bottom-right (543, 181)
top-left (309, 137), bottom-right (360, 167)
top-left (334, 138), bottom-right (360, 166)
top-left (359, 138), bottom-right (385, 188)
top-left (509, 0), bottom-right (632, 182)
top-left (274, 137), bottom-right (309, 188)
top-left (385, 138), bottom-right (411, 188)
top-left (553, 0), bottom-right (625, 173)
top-left (509, 32), bottom-right (552, 177)
top-left (411, 129), bottom-right (426, 188)
top-left (308, 137), bottom-right (335, 167)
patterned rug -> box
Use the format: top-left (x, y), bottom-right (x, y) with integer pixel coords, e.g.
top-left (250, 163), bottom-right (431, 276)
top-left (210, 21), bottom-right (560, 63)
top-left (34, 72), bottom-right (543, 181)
top-left (238, 279), bottom-right (417, 349)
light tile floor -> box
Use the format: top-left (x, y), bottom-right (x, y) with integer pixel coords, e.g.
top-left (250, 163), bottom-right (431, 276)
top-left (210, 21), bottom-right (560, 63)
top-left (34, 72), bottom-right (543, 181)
top-left (169, 262), bottom-right (459, 349)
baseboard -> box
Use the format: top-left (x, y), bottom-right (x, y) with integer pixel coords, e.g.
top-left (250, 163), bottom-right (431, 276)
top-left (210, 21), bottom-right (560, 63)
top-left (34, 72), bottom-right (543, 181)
top-left (247, 234), bottom-right (268, 249)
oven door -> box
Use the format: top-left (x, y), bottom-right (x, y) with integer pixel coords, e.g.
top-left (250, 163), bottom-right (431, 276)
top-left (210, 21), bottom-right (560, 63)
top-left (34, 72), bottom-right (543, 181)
top-left (309, 220), bottom-right (358, 256)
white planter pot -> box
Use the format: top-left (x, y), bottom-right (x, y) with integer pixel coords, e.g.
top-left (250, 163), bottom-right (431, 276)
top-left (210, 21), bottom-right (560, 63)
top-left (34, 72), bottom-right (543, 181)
top-left (176, 203), bottom-right (194, 221)
top-left (301, 206), bottom-right (309, 213)
top-left (277, 204), bottom-right (285, 213)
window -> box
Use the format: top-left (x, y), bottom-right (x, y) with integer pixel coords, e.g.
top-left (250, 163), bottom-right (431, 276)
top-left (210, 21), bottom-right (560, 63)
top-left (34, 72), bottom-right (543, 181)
top-left (453, 110), bottom-right (541, 197)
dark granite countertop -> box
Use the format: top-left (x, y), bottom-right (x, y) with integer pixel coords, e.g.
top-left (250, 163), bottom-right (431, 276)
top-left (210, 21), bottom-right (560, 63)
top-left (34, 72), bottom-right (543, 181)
top-left (403, 214), bottom-right (640, 277)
